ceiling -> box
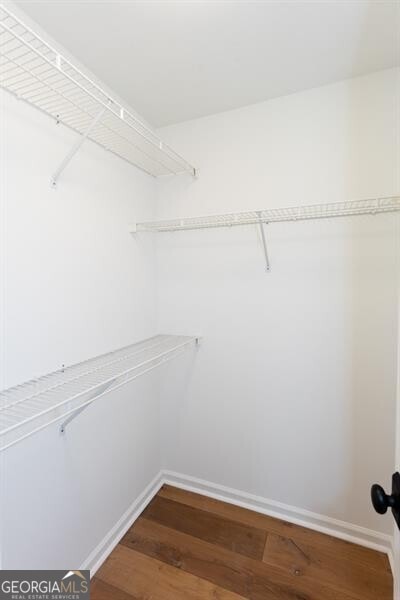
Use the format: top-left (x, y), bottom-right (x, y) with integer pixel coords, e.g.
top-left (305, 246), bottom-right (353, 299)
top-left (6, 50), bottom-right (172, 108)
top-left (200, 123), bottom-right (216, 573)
top-left (15, 0), bottom-right (400, 128)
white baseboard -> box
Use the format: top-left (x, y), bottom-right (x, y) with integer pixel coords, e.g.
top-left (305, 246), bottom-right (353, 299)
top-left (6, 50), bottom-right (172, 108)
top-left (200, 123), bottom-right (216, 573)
top-left (163, 470), bottom-right (393, 555)
top-left (388, 544), bottom-right (395, 589)
top-left (84, 468), bottom-right (393, 582)
top-left (390, 533), bottom-right (400, 600)
top-left (82, 471), bottom-right (164, 576)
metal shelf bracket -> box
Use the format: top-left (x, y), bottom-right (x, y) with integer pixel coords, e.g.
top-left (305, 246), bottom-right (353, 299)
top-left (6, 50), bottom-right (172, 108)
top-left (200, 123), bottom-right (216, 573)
top-left (60, 336), bottom-right (202, 434)
top-left (60, 404), bottom-right (87, 434)
top-left (51, 102), bottom-right (110, 188)
top-left (60, 379), bottom-right (116, 433)
top-left (257, 212), bottom-right (270, 272)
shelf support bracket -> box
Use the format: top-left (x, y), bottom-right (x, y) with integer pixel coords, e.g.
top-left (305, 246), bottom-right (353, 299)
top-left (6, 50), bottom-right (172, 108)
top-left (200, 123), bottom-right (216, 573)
top-left (60, 404), bottom-right (88, 434)
top-left (60, 379), bottom-right (116, 434)
top-left (51, 102), bottom-right (110, 188)
top-left (257, 212), bottom-right (270, 272)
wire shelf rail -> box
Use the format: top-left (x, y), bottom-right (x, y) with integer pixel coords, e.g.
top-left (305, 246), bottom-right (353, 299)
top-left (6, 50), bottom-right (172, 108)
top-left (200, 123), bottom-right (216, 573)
top-left (0, 334), bottom-right (199, 451)
top-left (0, 4), bottom-right (196, 178)
top-left (133, 196), bottom-right (400, 233)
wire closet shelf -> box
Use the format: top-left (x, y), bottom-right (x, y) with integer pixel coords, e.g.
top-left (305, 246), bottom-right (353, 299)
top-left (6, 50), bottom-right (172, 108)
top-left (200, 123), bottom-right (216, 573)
top-left (133, 196), bottom-right (400, 232)
top-left (0, 335), bottom-right (199, 451)
top-left (0, 5), bottom-right (196, 178)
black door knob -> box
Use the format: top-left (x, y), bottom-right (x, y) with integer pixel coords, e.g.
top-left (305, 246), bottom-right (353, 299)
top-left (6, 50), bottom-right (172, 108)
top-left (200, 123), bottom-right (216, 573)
top-left (371, 473), bottom-right (400, 530)
top-left (371, 484), bottom-right (395, 514)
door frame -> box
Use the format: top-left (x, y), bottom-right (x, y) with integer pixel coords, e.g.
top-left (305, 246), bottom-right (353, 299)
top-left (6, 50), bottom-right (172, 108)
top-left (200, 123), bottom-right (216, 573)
top-left (394, 221), bottom-right (400, 600)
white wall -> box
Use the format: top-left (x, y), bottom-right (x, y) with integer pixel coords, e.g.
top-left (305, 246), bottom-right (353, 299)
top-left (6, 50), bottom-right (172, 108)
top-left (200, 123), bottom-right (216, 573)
top-left (1, 62), bottom-right (399, 570)
top-left (1, 91), bottom-right (158, 388)
top-left (0, 88), bottom-right (160, 568)
top-left (157, 69), bottom-right (399, 536)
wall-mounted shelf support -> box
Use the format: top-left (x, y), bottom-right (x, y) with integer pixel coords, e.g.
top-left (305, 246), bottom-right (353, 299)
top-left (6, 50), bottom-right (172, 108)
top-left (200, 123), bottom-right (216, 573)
top-left (51, 102), bottom-right (110, 188)
top-left (59, 336), bottom-right (201, 432)
top-left (59, 379), bottom-right (115, 433)
top-left (257, 212), bottom-right (270, 272)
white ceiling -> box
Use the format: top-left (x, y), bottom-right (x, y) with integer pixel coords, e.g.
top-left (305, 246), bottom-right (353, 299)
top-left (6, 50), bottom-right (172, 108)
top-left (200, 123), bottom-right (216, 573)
top-left (15, 0), bottom-right (400, 128)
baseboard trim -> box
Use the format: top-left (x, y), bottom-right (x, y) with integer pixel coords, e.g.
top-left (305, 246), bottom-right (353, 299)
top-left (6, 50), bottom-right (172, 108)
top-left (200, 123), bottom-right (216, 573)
top-left (82, 471), bottom-right (164, 576)
top-left (388, 543), bottom-right (395, 586)
top-left (389, 535), bottom-right (399, 600)
top-left (163, 470), bottom-right (392, 555)
top-left (83, 468), bottom-right (393, 580)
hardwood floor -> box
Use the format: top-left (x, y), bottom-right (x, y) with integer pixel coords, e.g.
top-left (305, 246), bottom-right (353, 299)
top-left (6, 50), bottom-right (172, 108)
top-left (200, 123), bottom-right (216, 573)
top-left (92, 485), bottom-right (392, 600)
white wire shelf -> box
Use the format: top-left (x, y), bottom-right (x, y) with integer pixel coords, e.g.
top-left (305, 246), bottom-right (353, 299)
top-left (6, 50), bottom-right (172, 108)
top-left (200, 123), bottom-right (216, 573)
top-left (0, 334), bottom-right (199, 451)
top-left (0, 5), bottom-right (196, 178)
top-left (133, 196), bottom-right (400, 232)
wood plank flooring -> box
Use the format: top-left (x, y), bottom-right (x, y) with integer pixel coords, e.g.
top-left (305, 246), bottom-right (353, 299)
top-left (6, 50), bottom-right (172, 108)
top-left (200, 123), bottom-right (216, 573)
top-left (93, 485), bottom-right (392, 600)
